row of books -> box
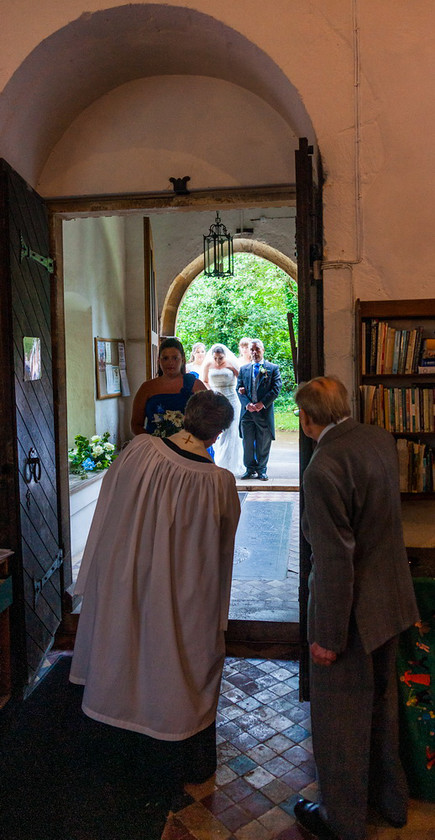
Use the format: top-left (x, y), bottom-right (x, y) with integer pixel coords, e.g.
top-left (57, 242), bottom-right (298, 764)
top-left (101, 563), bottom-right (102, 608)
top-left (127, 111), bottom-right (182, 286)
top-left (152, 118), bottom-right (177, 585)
top-left (361, 320), bottom-right (432, 375)
top-left (360, 384), bottom-right (435, 432)
top-left (397, 438), bottom-right (435, 493)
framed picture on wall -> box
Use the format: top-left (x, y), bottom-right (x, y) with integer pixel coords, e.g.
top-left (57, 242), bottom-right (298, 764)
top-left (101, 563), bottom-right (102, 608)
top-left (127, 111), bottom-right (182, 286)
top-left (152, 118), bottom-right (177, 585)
top-left (94, 337), bottom-right (127, 399)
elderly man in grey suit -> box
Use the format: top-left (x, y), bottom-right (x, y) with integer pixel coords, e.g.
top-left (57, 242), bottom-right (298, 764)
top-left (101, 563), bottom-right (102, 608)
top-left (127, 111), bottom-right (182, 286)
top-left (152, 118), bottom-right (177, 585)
top-left (293, 376), bottom-right (419, 840)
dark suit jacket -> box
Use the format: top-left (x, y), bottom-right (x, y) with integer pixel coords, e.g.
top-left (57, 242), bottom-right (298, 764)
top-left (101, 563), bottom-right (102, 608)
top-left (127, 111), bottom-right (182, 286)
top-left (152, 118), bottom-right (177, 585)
top-left (237, 360), bottom-right (282, 438)
top-left (301, 418), bottom-right (419, 654)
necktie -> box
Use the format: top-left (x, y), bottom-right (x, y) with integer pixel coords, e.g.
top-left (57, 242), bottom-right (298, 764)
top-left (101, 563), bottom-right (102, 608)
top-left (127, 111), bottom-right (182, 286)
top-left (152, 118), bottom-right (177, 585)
top-left (252, 363), bottom-right (260, 402)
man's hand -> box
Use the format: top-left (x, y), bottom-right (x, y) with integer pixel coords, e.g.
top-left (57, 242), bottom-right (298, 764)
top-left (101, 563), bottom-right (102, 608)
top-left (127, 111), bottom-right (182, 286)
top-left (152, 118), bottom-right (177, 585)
top-left (247, 403), bottom-right (256, 412)
top-left (238, 386), bottom-right (246, 395)
top-left (253, 402), bottom-right (264, 411)
top-left (310, 642), bottom-right (337, 666)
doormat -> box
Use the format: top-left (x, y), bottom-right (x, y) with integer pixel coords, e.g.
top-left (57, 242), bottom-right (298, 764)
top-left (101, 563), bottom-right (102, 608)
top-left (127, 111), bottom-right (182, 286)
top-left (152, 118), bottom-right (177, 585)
top-left (233, 496), bottom-right (295, 580)
top-left (0, 656), bottom-right (186, 840)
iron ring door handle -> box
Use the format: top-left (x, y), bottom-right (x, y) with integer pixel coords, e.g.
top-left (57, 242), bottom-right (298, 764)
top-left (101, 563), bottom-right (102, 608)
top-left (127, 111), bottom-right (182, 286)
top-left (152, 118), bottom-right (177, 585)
top-left (24, 448), bottom-right (41, 483)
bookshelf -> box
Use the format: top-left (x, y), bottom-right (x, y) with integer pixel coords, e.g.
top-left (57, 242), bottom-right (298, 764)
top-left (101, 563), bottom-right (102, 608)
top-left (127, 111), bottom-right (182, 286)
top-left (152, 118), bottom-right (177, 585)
top-left (356, 299), bottom-right (435, 498)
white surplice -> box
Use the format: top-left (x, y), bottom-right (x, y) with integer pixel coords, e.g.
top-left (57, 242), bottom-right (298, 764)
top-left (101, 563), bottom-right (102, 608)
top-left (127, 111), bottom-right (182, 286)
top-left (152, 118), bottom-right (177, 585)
top-left (69, 434), bottom-right (240, 740)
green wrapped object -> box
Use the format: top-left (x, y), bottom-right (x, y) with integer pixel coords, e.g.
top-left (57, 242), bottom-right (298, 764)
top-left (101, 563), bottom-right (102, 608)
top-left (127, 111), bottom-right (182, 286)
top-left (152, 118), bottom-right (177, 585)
top-left (397, 578), bottom-right (435, 801)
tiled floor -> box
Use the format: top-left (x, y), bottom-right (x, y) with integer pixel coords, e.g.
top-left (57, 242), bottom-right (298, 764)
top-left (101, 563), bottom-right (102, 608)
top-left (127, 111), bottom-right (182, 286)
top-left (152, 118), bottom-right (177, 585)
top-left (162, 658), bottom-right (435, 840)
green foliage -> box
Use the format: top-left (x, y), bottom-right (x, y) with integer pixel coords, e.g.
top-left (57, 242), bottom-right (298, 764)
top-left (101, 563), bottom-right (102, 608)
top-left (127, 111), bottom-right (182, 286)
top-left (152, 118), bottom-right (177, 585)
top-left (176, 253), bottom-right (298, 406)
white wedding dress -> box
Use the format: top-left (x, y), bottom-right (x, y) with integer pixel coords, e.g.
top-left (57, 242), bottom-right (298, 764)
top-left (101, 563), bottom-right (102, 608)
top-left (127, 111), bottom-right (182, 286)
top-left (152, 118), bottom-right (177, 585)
top-left (208, 366), bottom-right (244, 475)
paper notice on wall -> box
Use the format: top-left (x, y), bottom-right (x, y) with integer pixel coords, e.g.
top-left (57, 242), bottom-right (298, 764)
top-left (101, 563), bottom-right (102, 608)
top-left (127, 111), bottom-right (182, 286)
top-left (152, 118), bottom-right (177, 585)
top-left (106, 364), bottom-right (121, 395)
top-left (120, 368), bottom-right (130, 396)
top-left (118, 341), bottom-right (126, 369)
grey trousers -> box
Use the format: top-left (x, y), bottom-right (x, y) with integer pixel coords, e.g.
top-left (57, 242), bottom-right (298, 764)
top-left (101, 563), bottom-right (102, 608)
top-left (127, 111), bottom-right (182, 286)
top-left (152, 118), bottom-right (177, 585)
top-left (240, 411), bottom-right (272, 472)
top-left (309, 621), bottom-right (408, 840)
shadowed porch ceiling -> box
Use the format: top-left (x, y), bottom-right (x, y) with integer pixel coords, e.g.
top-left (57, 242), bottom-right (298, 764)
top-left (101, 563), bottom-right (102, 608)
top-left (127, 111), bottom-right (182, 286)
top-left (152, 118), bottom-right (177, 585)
top-left (0, 3), bottom-right (314, 187)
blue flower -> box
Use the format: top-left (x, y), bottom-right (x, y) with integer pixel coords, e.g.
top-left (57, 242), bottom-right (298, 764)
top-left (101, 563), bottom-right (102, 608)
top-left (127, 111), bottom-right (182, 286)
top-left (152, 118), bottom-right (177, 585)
top-left (82, 457), bottom-right (95, 471)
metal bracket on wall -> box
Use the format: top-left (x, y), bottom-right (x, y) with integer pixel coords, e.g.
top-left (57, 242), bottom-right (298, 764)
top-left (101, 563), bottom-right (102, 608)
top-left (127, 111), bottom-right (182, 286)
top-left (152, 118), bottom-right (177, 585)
top-left (33, 550), bottom-right (63, 607)
top-left (20, 233), bottom-right (54, 274)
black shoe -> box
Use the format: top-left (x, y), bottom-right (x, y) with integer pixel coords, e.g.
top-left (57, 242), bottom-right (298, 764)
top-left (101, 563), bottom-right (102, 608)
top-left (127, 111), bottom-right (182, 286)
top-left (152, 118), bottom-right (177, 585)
top-left (257, 471), bottom-right (268, 481)
top-left (240, 470), bottom-right (256, 479)
top-left (294, 799), bottom-right (340, 839)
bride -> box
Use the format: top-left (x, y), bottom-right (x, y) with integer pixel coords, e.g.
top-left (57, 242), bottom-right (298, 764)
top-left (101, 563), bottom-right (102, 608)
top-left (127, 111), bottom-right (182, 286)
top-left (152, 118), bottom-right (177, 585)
top-left (201, 344), bottom-right (244, 475)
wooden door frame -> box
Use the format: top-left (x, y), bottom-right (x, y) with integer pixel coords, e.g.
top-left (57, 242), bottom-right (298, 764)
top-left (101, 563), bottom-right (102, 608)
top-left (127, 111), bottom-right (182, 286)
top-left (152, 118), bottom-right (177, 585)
top-left (48, 183), bottom-right (306, 657)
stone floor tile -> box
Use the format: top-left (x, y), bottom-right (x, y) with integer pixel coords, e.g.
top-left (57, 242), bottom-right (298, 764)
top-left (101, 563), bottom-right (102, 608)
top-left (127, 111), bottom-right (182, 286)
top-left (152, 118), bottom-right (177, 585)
top-left (176, 801), bottom-right (233, 839)
top-left (201, 789), bottom-right (234, 815)
top-left (282, 744), bottom-right (312, 764)
top-left (270, 682), bottom-right (293, 697)
top-left (230, 731), bottom-right (259, 752)
top-left (267, 713), bottom-right (297, 733)
top-left (238, 789), bottom-right (274, 819)
top-left (256, 661), bottom-right (280, 673)
top-left (247, 722), bottom-right (277, 742)
top-left (262, 755), bottom-right (294, 777)
top-left (282, 724), bottom-right (311, 743)
top-left (261, 776), bottom-right (297, 805)
top-left (258, 804), bottom-right (295, 833)
top-left (220, 704), bottom-right (245, 721)
top-left (273, 668), bottom-right (295, 682)
top-left (264, 733), bottom-right (295, 754)
top-left (237, 696), bottom-right (262, 712)
top-left (184, 777), bottom-right (218, 801)
top-left (221, 776), bottom-right (254, 803)
top-left (234, 818), bottom-right (274, 840)
top-left (227, 754), bottom-right (257, 776)
top-left (244, 765), bottom-right (276, 789)
top-left (246, 743), bottom-right (277, 765)
top-left (281, 766), bottom-right (315, 790)
top-left (216, 803), bottom-right (253, 833)
top-left (215, 764), bottom-right (238, 786)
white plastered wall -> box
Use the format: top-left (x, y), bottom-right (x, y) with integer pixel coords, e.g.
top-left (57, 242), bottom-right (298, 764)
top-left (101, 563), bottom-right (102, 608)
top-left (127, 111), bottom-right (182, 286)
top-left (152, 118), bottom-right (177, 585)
top-left (1, 1), bottom-right (435, 397)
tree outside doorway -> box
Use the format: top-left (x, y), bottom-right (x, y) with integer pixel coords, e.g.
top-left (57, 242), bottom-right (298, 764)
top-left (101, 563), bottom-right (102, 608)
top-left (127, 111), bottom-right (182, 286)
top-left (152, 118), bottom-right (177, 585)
top-left (176, 252), bottom-right (298, 430)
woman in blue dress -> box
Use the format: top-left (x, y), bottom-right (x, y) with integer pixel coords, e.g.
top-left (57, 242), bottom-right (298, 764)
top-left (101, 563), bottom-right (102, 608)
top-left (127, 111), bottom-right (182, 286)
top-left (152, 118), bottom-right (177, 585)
top-left (131, 338), bottom-right (206, 437)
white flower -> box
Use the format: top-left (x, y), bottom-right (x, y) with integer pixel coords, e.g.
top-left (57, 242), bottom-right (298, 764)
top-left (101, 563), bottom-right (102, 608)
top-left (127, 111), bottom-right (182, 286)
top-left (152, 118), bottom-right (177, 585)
top-left (92, 445), bottom-right (104, 455)
top-left (104, 442), bottom-right (115, 451)
top-left (91, 435), bottom-right (101, 442)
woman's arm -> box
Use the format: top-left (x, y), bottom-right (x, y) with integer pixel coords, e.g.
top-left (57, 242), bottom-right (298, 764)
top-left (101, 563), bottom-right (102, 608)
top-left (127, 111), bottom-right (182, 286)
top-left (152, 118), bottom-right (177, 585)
top-left (131, 381), bottom-right (152, 435)
top-left (200, 362), bottom-right (211, 388)
top-left (227, 363), bottom-right (239, 377)
top-left (193, 377), bottom-right (207, 393)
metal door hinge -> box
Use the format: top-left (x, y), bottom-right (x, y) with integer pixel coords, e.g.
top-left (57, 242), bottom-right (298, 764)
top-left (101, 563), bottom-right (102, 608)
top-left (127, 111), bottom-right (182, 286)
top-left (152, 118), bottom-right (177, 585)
top-left (20, 234), bottom-right (54, 274)
top-left (33, 550), bottom-right (63, 606)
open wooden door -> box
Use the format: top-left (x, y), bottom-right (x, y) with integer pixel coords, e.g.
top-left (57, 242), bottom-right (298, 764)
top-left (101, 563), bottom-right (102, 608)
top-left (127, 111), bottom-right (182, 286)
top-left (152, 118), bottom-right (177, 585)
top-left (295, 138), bottom-right (324, 699)
top-left (144, 217), bottom-right (159, 377)
top-left (0, 160), bottom-right (63, 697)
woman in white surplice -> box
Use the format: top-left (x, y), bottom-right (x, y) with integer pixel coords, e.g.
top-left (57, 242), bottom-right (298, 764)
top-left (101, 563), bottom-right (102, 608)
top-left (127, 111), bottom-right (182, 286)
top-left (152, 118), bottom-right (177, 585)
top-left (201, 344), bottom-right (244, 476)
top-left (69, 390), bottom-right (240, 784)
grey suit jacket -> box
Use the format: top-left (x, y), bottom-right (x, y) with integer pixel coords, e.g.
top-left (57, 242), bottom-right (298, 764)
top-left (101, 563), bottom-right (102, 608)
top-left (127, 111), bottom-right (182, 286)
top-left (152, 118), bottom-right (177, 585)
top-left (301, 418), bottom-right (419, 654)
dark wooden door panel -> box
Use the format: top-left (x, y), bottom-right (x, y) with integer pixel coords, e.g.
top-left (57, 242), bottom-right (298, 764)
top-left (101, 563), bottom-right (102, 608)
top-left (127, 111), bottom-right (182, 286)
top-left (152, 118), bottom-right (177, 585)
top-left (295, 138), bottom-right (324, 700)
top-left (0, 159), bottom-right (61, 695)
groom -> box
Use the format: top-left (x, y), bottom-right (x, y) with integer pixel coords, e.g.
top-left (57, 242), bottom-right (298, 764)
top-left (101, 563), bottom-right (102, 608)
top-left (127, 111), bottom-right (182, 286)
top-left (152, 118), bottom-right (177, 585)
top-left (237, 339), bottom-right (282, 481)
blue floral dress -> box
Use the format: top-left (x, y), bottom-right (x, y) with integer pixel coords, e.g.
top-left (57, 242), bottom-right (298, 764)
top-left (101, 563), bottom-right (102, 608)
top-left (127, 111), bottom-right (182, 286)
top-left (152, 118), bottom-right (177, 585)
top-left (144, 373), bottom-right (196, 436)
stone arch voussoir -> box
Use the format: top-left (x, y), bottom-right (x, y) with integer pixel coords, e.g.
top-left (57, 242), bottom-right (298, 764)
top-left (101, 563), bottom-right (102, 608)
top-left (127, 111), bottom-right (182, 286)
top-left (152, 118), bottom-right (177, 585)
top-left (160, 239), bottom-right (297, 336)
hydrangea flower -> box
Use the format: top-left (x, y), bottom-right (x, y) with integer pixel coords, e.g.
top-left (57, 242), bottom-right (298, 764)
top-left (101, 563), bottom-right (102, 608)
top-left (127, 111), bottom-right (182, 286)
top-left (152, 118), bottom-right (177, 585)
top-left (68, 431), bottom-right (118, 478)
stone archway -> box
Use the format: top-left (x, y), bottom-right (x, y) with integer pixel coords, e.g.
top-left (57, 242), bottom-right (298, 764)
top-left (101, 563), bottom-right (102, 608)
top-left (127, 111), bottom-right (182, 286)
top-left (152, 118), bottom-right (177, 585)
top-left (160, 238), bottom-right (297, 336)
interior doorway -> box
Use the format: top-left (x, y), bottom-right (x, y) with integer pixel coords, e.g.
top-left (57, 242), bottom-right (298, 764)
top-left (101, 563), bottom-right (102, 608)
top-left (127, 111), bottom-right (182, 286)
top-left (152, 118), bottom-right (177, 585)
top-left (57, 197), bottom-right (301, 654)
top-left (173, 249), bottom-right (300, 636)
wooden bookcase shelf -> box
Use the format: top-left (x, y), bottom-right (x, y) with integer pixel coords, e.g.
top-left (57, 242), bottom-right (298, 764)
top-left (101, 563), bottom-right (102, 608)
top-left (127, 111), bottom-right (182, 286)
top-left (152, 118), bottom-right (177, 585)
top-left (356, 299), bottom-right (435, 498)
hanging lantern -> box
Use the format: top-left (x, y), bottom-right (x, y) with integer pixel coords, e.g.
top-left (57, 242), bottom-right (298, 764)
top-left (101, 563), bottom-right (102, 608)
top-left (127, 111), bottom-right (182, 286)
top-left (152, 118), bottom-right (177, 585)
top-left (203, 212), bottom-right (234, 278)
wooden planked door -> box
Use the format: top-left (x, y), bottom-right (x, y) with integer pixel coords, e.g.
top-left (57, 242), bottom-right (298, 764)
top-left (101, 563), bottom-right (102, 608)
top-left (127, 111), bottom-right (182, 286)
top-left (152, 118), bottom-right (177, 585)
top-left (295, 138), bottom-right (324, 700)
top-left (144, 217), bottom-right (159, 377)
top-left (0, 160), bottom-right (62, 696)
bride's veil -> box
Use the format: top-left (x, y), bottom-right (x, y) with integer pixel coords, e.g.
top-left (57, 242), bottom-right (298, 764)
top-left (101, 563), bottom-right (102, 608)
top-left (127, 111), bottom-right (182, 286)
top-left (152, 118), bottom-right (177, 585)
top-left (201, 343), bottom-right (240, 378)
